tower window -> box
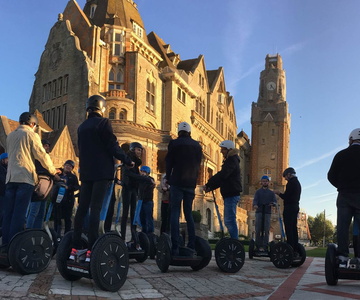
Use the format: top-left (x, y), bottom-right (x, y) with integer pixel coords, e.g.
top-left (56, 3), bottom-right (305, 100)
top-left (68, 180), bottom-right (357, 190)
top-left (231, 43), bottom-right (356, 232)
top-left (119, 109), bottom-right (127, 120)
top-left (109, 108), bottom-right (116, 120)
top-left (146, 79), bottom-right (155, 113)
top-left (90, 4), bottom-right (97, 18)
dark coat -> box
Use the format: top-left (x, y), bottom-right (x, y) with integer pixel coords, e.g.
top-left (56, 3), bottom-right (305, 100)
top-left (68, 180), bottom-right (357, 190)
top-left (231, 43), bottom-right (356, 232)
top-left (205, 149), bottom-right (242, 198)
top-left (138, 175), bottom-right (155, 202)
top-left (0, 163), bottom-right (7, 196)
top-left (121, 151), bottom-right (152, 190)
top-left (165, 135), bottom-right (202, 188)
top-left (328, 144), bottom-right (360, 193)
top-left (278, 176), bottom-right (301, 207)
top-left (78, 112), bottom-right (132, 181)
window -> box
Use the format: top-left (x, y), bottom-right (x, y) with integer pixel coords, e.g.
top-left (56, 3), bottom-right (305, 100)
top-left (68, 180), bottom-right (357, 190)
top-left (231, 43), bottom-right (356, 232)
top-left (57, 77), bottom-right (63, 97)
top-left (63, 75), bottom-right (69, 94)
top-left (132, 21), bottom-right (143, 39)
top-left (52, 80), bottom-right (57, 99)
top-left (62, 104), bottom-right (67, 125)
top-left (42, 84), bottom-right (47, 102)
top-left (90, 4), bottom-right (97, 18)
top-left (119, 109), bottom-right (127, 120)
top-left (108, 67), bottom-right (124, 90)
top-left (146, 79), bottom-right (155, 113)
top-left (177, 87), bottom-right (186, 104)
top-left (109, 108), bottom-right (116, 119)
top-left (56, 106), bottom-right (61, 129)
top-left (195, 97), bottom-right (205, 118)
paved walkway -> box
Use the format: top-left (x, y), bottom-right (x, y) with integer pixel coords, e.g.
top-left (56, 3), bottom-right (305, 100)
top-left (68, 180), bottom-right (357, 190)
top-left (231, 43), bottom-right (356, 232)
top-left (1, 253), bottom-right (360, 299)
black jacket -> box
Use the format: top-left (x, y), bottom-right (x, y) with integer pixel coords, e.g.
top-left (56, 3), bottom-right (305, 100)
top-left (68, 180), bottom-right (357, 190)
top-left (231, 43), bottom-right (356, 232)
top-left (78, 112), bottom-right (132, 181)
top-left (59, 170), bottom-right (80, 203)
top-left (328, 144), bottom-right (360, 193)
top-left (121, 151), bottom-right (152, 190)
top-left (165, 135), bottom-right (202, 188)
top-left (206, 149), bottom-right (242, 198)
top-left (138, 175), bottom-right (155, 202)
top-left (279, 176), bottom-right (301, 207)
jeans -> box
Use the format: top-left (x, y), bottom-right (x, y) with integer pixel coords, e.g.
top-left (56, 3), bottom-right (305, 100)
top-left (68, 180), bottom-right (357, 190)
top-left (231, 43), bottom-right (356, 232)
top-left (336, 192), bottom-right (360, 257)
top-left (140, 201), bottom-right (154, 234)
top-left (0, 195), bottom-right (5, 226)
top-left (224, 196), bottom-right (240, 239)
top-left (255, 212), bottom-right (271, 249)
top-left (54, 199), bottom-right (74, 235)
top-left (283, 204), bottom-right (299, 252)
top-left (2, 182), bottom-right (34, 244)
top-left (73, 180), bottom-right (111, 250)
top-left (26, 200), bottom-right (46, 229)
top-left (170, 185), bottom-right (196, 252)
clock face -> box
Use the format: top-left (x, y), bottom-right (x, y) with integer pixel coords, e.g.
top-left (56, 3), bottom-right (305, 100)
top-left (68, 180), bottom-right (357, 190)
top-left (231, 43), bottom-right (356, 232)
top-left (266, 81), bottom-right (276, 90)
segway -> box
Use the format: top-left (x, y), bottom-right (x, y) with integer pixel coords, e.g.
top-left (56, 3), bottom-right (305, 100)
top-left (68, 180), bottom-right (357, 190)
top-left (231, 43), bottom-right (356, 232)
top-left (270, 203), bottom-right (306, 268)
top-left (56, 166), bottom-right (129, 292)
top-left (249, 204), bottom-right (272, 260)
top-left (156, 204), bottom-right (212, 273)
top-left (114, 196), bottom-right (150, 262)
top-left (325, 243), bottom-right (360, 285)
top-left (212, 191), bottom-right (245, 273)
top-left (0, 199), bottom-right (57, 275)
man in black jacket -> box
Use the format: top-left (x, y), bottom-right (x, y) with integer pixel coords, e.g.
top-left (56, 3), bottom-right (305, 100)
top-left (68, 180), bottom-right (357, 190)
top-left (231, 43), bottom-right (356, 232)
top-left (328, 128), bottom-right (360, 268)
top-left (166, 122), bottom-right (202, 255)
top-left (204, 140), bottom-right (242, 239)
top-left (70, 95), bottom-right (133, 262)
top-left (0, 153), bottom-right (8, 226)
top-left (275, 167), bottom-right (301, 255)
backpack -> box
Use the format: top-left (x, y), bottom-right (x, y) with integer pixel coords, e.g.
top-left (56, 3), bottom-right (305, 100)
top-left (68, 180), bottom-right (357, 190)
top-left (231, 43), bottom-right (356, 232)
top-left (34, 174), bottom-right (53, 200)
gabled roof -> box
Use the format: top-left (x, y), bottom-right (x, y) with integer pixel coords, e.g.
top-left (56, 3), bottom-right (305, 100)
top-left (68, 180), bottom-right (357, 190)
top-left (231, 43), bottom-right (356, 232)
top-left (177, 57), bottom-right (200, 74)
top-left (147, 31), bottom-right (174, 68)
top-left (83, 0), bottom-right (148, 42)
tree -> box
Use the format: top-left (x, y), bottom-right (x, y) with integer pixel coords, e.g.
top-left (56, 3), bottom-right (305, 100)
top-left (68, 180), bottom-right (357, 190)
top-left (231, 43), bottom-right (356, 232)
top-left (308, 212), bottom-right (335, 246)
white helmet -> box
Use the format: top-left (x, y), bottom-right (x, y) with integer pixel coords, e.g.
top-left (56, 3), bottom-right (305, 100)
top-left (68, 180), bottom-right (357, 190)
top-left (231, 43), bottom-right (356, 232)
top-left (219, 140), bottom-right (235, 149)
top-left (178, 122), bottom-right (191, 133)
top-left (349, 128), bottom-right (360, 141)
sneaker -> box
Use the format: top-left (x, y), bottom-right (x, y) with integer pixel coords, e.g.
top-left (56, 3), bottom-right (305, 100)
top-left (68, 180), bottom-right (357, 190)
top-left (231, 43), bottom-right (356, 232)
top-left (69, 248), bottom-right (88, 261)
top-left (85, 250), bottom-right (91, 263)
top-left (135, 244), bottom-right (142, 251)
top-left (338, 255), bottom-right (349, 268)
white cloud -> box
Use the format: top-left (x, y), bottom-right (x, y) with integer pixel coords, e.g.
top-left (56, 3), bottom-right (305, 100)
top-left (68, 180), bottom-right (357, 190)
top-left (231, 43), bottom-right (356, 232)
top-left (294, 145), bottom-right (345, 170)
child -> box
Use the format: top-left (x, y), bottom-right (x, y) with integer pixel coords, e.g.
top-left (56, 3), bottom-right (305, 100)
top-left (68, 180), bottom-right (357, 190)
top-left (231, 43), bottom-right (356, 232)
top-left (139, 166), bottom-right (156, 234)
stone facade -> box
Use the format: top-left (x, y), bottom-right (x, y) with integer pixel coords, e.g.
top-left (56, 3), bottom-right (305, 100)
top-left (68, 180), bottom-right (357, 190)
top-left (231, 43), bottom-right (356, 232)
top-left (26, 0), bottom-right (249, 238)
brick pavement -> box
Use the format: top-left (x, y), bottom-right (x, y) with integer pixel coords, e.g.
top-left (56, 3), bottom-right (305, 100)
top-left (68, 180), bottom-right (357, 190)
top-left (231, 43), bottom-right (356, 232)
top-left (1, 253), bottom-right (360, 299)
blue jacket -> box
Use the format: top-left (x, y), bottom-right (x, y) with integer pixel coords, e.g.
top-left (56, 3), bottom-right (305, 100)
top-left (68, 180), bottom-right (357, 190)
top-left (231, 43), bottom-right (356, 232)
top-left (165, 135), bottom-right (202, 188)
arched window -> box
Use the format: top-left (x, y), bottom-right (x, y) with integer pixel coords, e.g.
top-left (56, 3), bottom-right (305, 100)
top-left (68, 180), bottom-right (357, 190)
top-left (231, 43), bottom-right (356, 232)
top-left (109, 107), bottom-right (116, 119)
top-left (119, 109), bottom-right (127, 120)
top-left (206, 208), bottom-right (212, 231)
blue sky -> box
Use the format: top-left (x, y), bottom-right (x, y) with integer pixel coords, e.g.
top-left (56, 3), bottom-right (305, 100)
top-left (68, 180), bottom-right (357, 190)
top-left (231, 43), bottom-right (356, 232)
top-left (2, 0), bottom-right (360, 225)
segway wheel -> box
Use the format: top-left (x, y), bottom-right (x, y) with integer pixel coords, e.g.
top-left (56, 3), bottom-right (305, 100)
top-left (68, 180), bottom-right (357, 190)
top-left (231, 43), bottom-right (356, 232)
top-left (191, 236), bottom-right (212, 271)
top-left (215, 238), bottom-right (245, 273)
top-left (270, 242), bottom-right (293, 269)
top-left (249, 239), bottom-right (255, 259)
top-left (148, 233), bottom-right (159, 259)
top-left (156, 234), bottom-right (171, 273)
top-left (135, 232), bottom-right (150, 263)
top-left (325, 243), bottom-right (338, 285)
top-left (90, 233), bottom-right (129, 292)
top-left (56, 231), bottom-right (87, 281)
top-left (9, 230), bottom-right (53, 275)
top-left (291, 243), bottom-right (306, 267)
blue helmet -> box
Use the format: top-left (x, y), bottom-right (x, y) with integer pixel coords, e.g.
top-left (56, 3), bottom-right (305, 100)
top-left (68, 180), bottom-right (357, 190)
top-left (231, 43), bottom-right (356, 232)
top-left (0, 153), bottom-right (8, 160)
top-left (261, 175), bottom-right (270, 181)
top-left (140, 166), bottom-right (151, 174)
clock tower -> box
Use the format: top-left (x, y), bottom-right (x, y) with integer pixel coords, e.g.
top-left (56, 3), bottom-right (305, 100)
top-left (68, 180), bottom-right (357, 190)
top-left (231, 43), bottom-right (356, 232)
top-left (250, 54), bottom-right (290, 194)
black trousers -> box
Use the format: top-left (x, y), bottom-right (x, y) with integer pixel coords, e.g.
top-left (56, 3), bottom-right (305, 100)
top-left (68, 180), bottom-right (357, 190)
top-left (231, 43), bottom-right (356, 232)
top-left (283, 205), bottom-right (299, 252)
top-left (121, 186), bottom-right (138, 244)
top-left (72, 180), bottom-right (111, 249)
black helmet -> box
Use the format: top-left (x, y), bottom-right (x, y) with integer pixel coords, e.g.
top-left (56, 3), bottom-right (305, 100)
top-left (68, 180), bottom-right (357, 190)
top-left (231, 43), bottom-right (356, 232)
top-left (41, 139), bottom-right (51, 146)
top-left (19, 112), bottom-right (38, 126)
top-left (86, 95), bottom-right (106, 113)
top-left (130, 142), bottom-right (143, 151)
top-left (64, 160), bottom-right (75, 168)
top-left (283, 167), bottom-right (296, 177)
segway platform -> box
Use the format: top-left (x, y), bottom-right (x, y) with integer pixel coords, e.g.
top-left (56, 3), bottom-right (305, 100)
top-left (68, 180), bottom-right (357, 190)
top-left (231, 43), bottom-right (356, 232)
top-left (156, 233), bottom-right (212, 273)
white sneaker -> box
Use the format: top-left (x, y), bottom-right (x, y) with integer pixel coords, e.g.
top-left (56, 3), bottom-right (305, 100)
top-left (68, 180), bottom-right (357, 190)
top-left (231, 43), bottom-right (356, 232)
top-left (338, 255), bottom-right (349, 268)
